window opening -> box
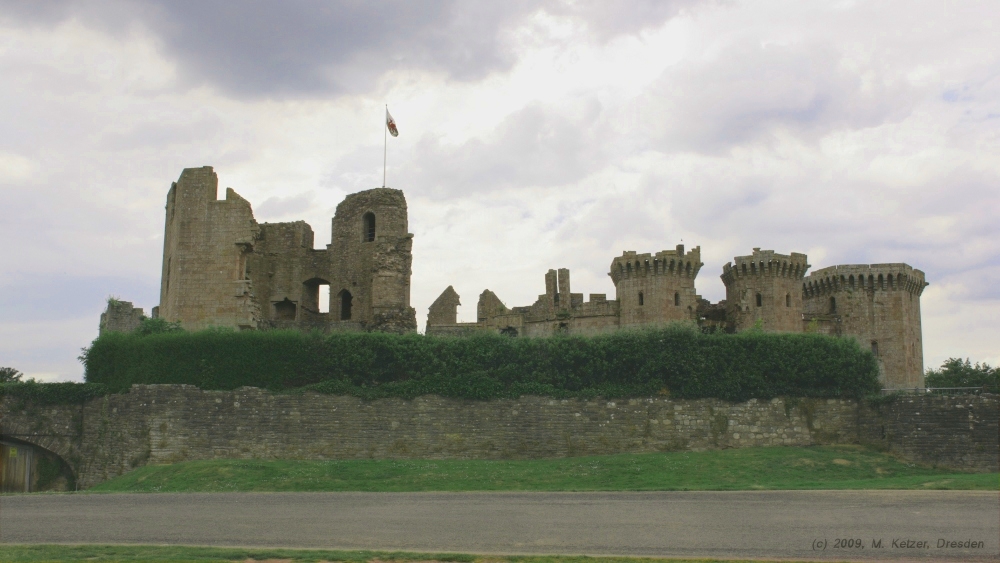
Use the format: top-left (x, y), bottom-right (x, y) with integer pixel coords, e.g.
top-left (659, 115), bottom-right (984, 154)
top-left (785, 293), bottom-right (791, 307)
top-left (830, 296), bottom-right (837, 314)
top-left (318, 284), bottom-right (330, 313)
top-left (638, 292), bottom-right (644, 306)
top-left (362, 212), bottom-right (376, 242)
top-left (340, 290), bottom-right (353, 320)
top-left (755, 293), bottom-right (762, 307)
top-left (674, 292), bottom-right (680, 306)
top-left (871, 340), bottom-right (879, 357)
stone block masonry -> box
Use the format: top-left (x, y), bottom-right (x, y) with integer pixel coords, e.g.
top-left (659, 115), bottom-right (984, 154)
top-left (2, 386), bottom-right (995, 489)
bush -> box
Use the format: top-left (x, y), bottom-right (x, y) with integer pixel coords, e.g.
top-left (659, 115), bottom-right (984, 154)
top-left (80, 325), bottom-right (880, 401)
top-left (925, 358), bottom-right (999, 391)
top-left (0, 381), bottom-right (111, 405)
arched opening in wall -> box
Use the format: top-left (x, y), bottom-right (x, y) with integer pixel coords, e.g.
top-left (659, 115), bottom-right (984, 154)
top-left (786, 293), bottom-right (791, 307)
top-left (638, 292), bottom-right (644, 306)
top-left (362, 212), bottom-right (376, 242)
top-left (274, 298), bottom-right (297, 321)
top-left (339, 290), bottom-right (353, 320)
top-left (877, 274), bottom-right (884, 289)
top-left (499, 326), bottom-right (518, 337)
top-left (755, 293), bottom-right (762, 307)
top-left (829, 296), bottom-right (837, 314)
top-left (674, 292), bottom-right (680, 306)
top-left (557, 322), bottom-right (569, 334)
top-left (871, 340), bottom-right (879, 357)
top-left (1, 437), bottom-right (76, 492)
top-left (849, 275), bottom-right (855, 289)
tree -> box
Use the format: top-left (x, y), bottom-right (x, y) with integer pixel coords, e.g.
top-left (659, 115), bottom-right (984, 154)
top-left (0, 366), bottom-right (24, 383)
top-left (925, 358), bottom-right (999, 390)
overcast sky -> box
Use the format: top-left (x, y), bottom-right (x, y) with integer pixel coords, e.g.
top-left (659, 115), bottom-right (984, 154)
top-left (1, 0), bottom-right (997, 381)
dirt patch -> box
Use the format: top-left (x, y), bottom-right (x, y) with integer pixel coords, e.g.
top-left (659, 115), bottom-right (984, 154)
top-left (832, 458), bottom-right (851, 466)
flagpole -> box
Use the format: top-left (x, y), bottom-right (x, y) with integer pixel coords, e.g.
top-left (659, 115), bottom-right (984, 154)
top-left (383, 105), bottom-right (387, 188)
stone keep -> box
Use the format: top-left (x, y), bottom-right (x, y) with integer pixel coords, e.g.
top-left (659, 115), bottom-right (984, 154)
top-left (157, 166), bottom-right (416, 332)
top-left (612, 244), bottom-right (703, 327)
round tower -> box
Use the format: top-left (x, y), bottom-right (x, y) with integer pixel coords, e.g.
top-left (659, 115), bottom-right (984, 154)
top-left (803, 264), bottom-right (928, 388)
top-left (720, 248), bottom-right (809, 332)
top-left (610, 244), bottom-right (703, 327)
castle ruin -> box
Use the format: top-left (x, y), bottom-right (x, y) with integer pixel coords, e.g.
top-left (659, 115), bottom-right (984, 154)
top-left (102, 166), bottom-right (927, 389)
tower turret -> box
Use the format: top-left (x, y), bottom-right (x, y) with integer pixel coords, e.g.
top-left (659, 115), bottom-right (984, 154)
top-left (721, 248), bottom-right (809, 332)
top-left (610, 244), bottom-right (703, 327)
top-left (803, 264), bottom-right (927, 388)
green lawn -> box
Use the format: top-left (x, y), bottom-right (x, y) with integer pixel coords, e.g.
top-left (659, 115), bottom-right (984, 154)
top-left (87, 445), bottom-right (999, 493)
top-left (0, 545), bottom-right (851, 563)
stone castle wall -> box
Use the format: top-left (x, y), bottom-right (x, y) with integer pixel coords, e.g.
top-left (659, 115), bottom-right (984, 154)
top-left (721, 248), bottom-right (809, 332)
top-left (2, 386), bottom-right (995, 489)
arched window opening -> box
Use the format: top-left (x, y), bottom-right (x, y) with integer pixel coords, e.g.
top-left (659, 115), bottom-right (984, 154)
top-left (362, 212), bottom-right (376, 242)
top-left (674, 292), bottom-right (680, 306)
top-left (755, 293), bottom-right (762, 307)
top-left (339, 290), bottom-right (353, 320)
top-left (274, 298), bottom-right (296, 321)
top-left (638, 292), bottom-right (644, 306)
top-left (829, 296), bottom-right (837, 314)
top-left (877, 274), bottom-right (884, 289)
top-left (871, 340), bottom-right (879, 357)
top-left (500, 326), bottom-right (518, 338)
top-left (786, 293), bottom-right (791, 307)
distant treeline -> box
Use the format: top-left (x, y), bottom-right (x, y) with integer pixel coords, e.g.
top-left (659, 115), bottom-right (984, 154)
top-left (76, 322), bottom-right (880, 402)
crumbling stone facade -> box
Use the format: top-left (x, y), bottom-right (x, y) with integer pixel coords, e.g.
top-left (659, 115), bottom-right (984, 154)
top-left (137, 166), bottom-right (416, 333)
top-left (428, 247), bottom-right (927, 389)
top-left (98, 300), bottom-right (145, 335)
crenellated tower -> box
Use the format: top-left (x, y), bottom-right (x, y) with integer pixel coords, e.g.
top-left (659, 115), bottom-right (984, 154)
top-left (610, 244), bottom-right (703, 327)
top-left (721, 248), bottom-right (810, 332)
top-left (803, 264), bottom-right (927, 388)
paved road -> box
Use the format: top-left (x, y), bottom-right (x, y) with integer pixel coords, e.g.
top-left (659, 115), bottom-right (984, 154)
top-left (1, 491), bottom-right (997, 561)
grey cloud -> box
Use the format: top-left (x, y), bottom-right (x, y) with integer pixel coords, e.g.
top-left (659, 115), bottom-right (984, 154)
top-left (407, 100), bottom-right (608, 198)
top-left (0, 0), bottom-right (698, 99)
top-left (638, 40), bottom-right (912, 153)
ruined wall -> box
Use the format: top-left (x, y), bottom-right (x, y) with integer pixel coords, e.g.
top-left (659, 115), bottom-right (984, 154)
top-left (611, 245), bottom-right (703, 327)
top-left (721, 248), bottom-right (809, 332)
top-left (98, 300), bottom-right (145, 335)
top-left (803, 264), bottom-right (927, 388)
top-left (3, 387), bottom-right (993, 490)
top-left (153, 168), bottom-right (415, 334)
top-left (158, 167), bottom-right (260, 331)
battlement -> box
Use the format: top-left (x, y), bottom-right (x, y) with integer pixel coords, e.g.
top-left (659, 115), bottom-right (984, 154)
top-left (721, 248), bottom-right (809, 285)
top-left (609, 244), bottom-right (702, 284)
top-left (804, 263), bottom-right (928, 297)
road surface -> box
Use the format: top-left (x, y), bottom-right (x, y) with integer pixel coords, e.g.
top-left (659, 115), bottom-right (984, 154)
top-left (1, 490), bottom-right (997, 561)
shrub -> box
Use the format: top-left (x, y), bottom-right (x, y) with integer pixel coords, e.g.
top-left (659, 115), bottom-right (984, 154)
top-left (81, 325), bottom-right (880, 401)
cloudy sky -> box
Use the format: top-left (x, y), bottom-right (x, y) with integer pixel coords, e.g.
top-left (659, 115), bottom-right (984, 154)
top-left (1, 0), bottom-right (997, 381)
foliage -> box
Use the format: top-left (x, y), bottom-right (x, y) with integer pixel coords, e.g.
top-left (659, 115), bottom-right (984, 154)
top-left (81, 325), bottom-right (880, 401)
top-left (0, 366), bottom-right (24, 383)
top-left (133, 317), bottom-right (183, 336)
top-left (925, 357), bottom-right (999, 391)
top-left (0, 381), bottom-right (111, 405)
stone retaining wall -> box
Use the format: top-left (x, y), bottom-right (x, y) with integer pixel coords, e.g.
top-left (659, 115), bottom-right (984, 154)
top-left (1, 386), bottom-right (995, 489)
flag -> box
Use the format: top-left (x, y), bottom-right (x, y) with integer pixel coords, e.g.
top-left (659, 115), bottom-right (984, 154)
top-left (386, 107), bottom-right (399, 137)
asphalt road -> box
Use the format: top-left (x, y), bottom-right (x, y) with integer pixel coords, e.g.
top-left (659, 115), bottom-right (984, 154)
top-left (1, 491), bottom-right (997, 561)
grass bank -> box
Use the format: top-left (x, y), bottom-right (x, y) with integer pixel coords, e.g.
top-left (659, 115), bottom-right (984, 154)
top-left (0, 545), bottom-right (845, 563)
top-left (89, 445), bottom-right (997, 493)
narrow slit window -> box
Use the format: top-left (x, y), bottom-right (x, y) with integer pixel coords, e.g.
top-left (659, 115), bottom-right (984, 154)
top-left (674, 292), bottom-right (680, 306)
top-left (785, 293), bottom-right (791, 307)
top-left (362, 212), bottom-right (376, 242)
top-left (340, 290), bottom-right (353, 320)
top-left (638, 292), bottom-right (644, 306)
top-left (755, 293), bottom-right (762, 307)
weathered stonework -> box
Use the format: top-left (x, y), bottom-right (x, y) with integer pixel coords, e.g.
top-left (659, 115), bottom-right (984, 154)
top-left (2, 387), bottom-right (994, 490)
top-left (151, 167), bottom-right (416, 333)
top-left (98, 300), bottom-right (145, 335)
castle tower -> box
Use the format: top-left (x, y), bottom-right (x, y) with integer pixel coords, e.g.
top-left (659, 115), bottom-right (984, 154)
top-left (721, 248), bottom-right (810, 332)
top-left (803, 264), bottom-right (927, 388)
top-left (329, 187), bottom-right (416, 332)
top-left (610, 244), bottom-right (703, 327)
top-left (159, 166), bottom-right (261, 330)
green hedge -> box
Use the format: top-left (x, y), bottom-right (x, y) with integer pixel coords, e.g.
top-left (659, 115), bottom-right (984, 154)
top-left (81, 326), bottom-right (879, 401)
top-left (0, 381), bottom-right (111, 405)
